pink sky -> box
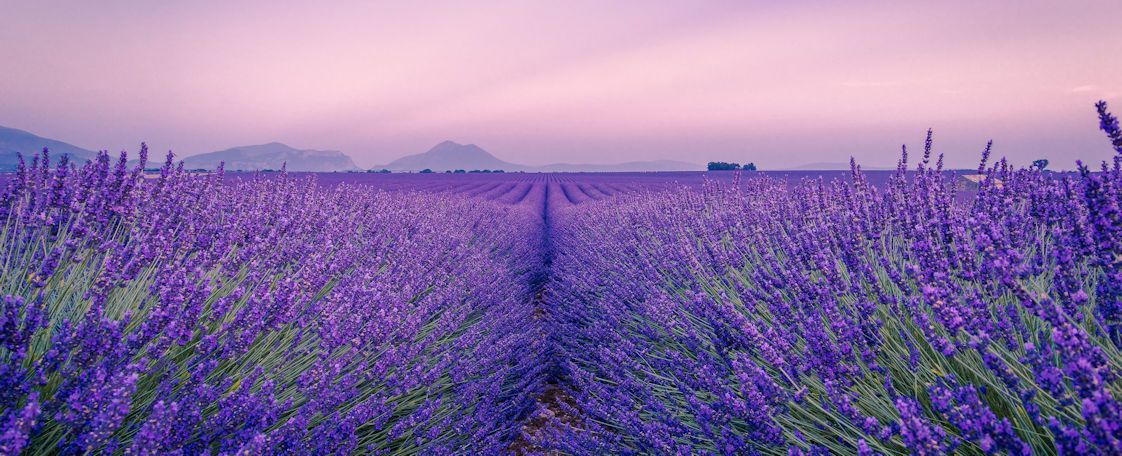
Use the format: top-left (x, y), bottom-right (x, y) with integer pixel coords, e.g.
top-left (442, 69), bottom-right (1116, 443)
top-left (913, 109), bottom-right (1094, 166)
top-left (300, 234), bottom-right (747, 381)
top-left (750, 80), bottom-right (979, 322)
top-left (2, 1), bottom-right (1120, 169)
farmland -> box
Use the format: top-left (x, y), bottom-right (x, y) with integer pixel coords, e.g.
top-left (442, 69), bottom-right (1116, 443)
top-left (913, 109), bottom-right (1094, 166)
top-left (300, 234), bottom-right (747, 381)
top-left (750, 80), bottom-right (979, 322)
top-left (4, 0), bottom-right (1121, 453)
top-left (1, 121), bottom-right (1121, 455)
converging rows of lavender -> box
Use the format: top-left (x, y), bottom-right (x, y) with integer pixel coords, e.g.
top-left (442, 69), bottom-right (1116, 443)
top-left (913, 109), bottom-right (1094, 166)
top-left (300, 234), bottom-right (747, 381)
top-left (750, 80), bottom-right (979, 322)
top-left (1, 103), bottom-right (1120, 455)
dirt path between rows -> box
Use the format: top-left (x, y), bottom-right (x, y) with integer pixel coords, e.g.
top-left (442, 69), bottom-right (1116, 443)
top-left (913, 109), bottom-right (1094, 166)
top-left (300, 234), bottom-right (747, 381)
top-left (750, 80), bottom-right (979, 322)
top-left (509, 185), bottom-right (584, 455)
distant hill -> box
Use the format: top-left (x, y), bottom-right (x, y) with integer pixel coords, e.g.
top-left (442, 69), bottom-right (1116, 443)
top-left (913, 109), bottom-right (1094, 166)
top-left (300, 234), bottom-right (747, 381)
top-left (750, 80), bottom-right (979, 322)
top-left (382, 141), bottom-right (523, 171)
top-left (0, 130), bottom-right (701, 173)
top-left (182, 142), bottom-right (361, 172)
top-left (376, 141), bottom-right (699, 172)
top-left (0, 125), bottom-right (97, 171)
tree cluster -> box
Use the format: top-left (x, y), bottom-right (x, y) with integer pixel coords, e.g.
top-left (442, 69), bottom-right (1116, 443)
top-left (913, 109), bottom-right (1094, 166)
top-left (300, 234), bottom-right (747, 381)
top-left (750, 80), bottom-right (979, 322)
top-left (707, 162), bottom-right (757, 171)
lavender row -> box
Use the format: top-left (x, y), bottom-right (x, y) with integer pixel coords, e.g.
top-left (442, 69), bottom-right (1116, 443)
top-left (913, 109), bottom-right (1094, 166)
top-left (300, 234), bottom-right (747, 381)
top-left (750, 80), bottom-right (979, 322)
top-left (542, 133), bottom-right (1122, 452)
top-left (0, 148), bottom-right (549, 454)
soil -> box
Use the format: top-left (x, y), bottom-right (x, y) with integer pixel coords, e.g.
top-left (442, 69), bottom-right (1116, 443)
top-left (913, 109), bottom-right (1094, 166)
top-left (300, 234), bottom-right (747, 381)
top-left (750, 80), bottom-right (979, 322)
top-left (509, 383), bottom-right (583, 455)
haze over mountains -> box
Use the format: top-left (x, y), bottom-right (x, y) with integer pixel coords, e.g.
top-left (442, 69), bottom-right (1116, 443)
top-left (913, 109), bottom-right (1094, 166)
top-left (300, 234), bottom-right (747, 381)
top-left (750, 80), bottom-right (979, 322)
top-left (0, 125), bottom-right (809, 172)
top-left (381, 141), bottom-right (517, 171)
top-left (0, 126), bottom-right (706, 172)
top-left (377, 141), bottom-right (699, 172)
top-left (1, 126), bottom-right (96, 170)
top-left (180, 143), bottom-right (361, 172)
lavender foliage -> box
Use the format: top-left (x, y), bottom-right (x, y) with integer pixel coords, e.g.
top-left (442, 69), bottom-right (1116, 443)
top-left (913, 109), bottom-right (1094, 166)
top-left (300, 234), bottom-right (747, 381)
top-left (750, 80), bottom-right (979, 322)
top-left (2, 101), bottom-right (1121, 455)
top-left (542, 114), bottom-right (1122, 453)
top-left (0, 150), bottom-right (549, 454)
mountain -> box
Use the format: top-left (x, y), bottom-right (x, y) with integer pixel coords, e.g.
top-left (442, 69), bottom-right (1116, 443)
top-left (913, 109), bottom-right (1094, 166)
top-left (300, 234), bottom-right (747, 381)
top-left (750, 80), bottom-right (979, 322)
top-left (181, 142), bottom-right (361, 172)
top-left (381, 141), bottom-right (523, 171)
top-left (1, 125), bottom-right (97, 171)
top-left (377, 141), bottom-right (700, 172)
top-left (0, 131), bottom-right (701, 173)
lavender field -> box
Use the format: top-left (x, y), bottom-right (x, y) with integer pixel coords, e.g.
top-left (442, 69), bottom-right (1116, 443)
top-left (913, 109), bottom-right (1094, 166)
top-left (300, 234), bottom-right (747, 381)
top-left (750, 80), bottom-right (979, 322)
top-left (1, 111), bottom-right (1121, 456)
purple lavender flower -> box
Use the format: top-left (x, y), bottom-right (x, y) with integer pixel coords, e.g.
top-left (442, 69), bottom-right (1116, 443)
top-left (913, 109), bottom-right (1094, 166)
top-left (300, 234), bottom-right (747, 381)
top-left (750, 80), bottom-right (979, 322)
top-left (1096, 100), bottom-right (1122, 153)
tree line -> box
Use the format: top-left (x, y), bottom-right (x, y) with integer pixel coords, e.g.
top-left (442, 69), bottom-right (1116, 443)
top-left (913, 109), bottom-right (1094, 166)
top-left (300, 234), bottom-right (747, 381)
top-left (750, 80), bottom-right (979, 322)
top-left (707, 161), bottom-right (757, 171)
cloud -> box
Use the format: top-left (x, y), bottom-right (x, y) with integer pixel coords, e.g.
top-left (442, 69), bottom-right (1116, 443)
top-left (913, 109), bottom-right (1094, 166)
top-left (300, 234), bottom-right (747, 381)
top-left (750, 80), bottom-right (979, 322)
top-left (1067, 85), bottom-right (1100, 93)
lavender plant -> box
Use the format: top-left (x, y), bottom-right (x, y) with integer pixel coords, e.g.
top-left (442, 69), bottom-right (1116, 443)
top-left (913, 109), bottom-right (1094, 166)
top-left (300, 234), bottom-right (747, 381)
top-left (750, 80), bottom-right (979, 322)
top-left (2, 101), bottom-right (1121, 455)
top-left (540, 104), bottom-right (1122, 454)
top-left (0, 147), bottom-right (549, 454)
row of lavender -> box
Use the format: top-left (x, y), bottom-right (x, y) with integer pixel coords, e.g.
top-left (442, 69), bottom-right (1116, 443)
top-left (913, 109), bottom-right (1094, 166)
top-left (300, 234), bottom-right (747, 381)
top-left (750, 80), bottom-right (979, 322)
top-left (541, 112), bottom-right (1122, 453)
top-left (0, 149), bottom-right (549, 453)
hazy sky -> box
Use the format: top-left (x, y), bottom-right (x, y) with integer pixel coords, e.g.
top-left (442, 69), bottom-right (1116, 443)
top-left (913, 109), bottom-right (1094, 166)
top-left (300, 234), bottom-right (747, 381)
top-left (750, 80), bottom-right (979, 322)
top-left (2, 1), bottom-right (1120, 169)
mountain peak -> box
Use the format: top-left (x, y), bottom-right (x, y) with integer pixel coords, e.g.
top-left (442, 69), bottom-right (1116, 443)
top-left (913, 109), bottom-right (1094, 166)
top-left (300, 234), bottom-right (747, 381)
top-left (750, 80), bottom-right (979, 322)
top-left (427, 140), bottom-right (485, 154)
top-left (383, 141), bottom-right (518, 172)
top-left (378, 142), bottom-right (701, 172)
